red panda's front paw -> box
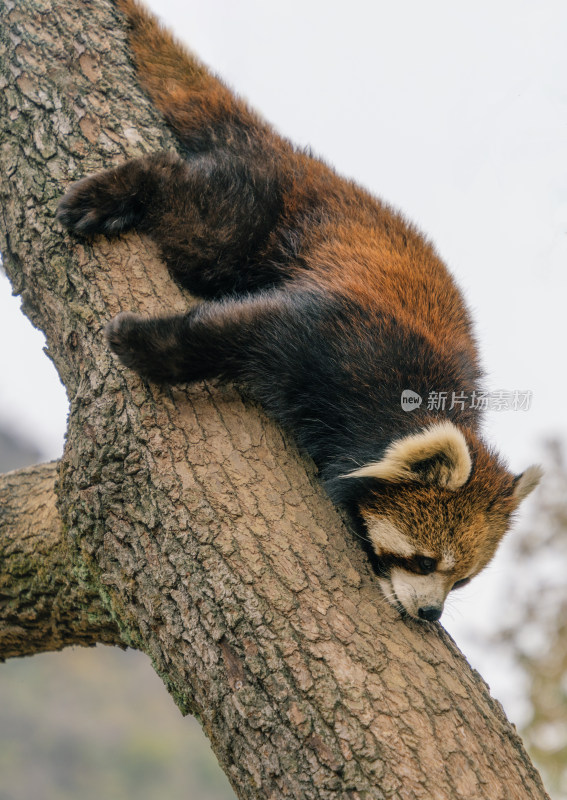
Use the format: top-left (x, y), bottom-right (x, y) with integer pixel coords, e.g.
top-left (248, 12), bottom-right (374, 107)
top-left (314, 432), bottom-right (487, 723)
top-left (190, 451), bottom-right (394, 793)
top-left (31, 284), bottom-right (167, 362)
top-left (105, 311), bottom-right (187, 383)
top-left (105, 311), bottom-right (152, 375)
top-left (57, 173), bottom-right (145, 236)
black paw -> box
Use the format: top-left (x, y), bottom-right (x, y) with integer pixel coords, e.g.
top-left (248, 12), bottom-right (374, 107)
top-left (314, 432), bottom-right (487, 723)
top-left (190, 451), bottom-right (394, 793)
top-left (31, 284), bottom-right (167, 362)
top-left (105, 311), bottom-right (184, 383)
top-left (57, 173), bottom-right (144, 236)
top-left (105, 311), bottom-right (152, 374)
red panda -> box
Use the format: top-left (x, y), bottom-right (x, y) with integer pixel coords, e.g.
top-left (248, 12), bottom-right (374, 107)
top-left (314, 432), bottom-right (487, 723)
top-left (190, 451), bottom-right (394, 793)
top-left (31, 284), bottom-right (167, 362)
top-left (56, 0), bottom-right (542, 622)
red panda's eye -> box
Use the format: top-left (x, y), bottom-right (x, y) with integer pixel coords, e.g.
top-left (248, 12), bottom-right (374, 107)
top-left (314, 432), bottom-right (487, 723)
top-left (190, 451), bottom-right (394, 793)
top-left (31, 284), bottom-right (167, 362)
top-left (451, 577), bottom-right (471, 591)
top-left (416, 556), bottom-right (436, 574)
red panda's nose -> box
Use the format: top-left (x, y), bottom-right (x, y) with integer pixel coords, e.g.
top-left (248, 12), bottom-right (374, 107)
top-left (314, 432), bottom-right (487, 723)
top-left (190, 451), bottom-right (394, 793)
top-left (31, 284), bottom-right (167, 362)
top-left (418, 605), bottom-right (443, 622)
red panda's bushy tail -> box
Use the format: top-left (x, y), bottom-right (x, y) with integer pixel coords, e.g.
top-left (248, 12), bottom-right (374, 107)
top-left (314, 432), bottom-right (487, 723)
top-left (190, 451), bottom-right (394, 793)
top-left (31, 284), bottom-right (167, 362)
top-left (115, 0), bottom-right (268, 151)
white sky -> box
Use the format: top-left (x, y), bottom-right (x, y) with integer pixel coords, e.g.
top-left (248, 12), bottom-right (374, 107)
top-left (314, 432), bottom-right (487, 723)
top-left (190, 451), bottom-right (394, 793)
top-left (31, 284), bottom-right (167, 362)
top-left (1, 0), bottom-right (566, 723)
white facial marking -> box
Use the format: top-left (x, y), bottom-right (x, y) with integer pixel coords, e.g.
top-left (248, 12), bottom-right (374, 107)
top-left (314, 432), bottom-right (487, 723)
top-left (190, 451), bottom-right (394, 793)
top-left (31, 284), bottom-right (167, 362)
top-left (366, 519), bottom-right (415, 558)
top-left (377, 576), bottom-right (398, 610)
top-left (440, 550), bottom-right (456, 570)
top-left (390, 567), bottom-right (448, 619)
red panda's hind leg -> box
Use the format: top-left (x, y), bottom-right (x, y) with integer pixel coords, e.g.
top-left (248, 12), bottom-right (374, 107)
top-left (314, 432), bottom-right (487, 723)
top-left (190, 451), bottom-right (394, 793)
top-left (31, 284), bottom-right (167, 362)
top-left (58, 150), bottom-right (286, 299)
top-left (57, 151), bottom-right (192, 237)
top-left (56, 156), bottom-right (157, 236)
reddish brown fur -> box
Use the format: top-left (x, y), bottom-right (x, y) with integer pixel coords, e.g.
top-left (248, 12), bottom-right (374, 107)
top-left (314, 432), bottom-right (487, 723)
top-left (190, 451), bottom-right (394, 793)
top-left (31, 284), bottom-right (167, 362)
top-left (116, 0), bottom-right (276, 150)
top-left (55, 0), bottom-right (541, 620)
top-left (361, 434), bottom-right (519, 586)
top-left (117, 0), bottom-right (480, 387)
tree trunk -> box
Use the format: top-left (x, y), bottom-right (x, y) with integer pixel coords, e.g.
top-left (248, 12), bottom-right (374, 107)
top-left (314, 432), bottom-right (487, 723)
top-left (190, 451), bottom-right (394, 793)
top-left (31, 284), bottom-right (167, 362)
top-left (0, 1), bottom-right (550, 798)
top-left (0, 462), bottom-right (123, 657)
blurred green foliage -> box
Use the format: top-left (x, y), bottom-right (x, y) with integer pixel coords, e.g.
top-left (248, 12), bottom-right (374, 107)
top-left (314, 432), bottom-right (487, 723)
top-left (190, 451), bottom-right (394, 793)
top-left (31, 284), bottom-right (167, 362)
top-left (0, 424), bottom-right (236, 800)
top-left (494, 441), bottom-right (567, 800)
top-left (0, 646), bottom-right (236, 800)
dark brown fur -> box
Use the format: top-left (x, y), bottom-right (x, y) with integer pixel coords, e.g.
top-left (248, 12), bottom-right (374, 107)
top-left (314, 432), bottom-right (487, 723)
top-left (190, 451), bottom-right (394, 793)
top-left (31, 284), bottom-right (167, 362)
top-left (56, 0), bottom-right (541, 620)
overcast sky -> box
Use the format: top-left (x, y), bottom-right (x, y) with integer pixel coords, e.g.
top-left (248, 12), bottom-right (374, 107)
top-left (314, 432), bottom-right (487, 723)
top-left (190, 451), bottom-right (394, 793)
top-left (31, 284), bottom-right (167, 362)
top-left (1, 0), bottom-right (566, 722)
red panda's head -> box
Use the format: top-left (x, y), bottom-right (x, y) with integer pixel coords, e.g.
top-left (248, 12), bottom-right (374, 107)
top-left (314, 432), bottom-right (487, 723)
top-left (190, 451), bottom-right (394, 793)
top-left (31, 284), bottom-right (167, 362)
top-left (346, 422), bottom-right (542, 622)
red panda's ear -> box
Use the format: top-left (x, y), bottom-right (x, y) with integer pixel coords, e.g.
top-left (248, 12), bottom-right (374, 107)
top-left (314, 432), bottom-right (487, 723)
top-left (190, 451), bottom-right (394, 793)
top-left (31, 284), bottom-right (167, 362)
top-left (343, 422), bottom-right (472, 490)
top-left (511, 465), bottom-right (543, 505)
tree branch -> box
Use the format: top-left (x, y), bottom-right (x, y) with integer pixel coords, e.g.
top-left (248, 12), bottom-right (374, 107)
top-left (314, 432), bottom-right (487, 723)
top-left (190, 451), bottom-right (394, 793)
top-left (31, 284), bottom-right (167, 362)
top-left (0, 462), bottom-right (123, 658)
top-left (0, 0), bottom-right (550, 797)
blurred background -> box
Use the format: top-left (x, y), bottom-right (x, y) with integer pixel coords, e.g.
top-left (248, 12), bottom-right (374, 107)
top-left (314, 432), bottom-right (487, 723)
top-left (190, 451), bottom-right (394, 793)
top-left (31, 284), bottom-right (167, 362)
top-left (1, 1), bottom-right (566, 797)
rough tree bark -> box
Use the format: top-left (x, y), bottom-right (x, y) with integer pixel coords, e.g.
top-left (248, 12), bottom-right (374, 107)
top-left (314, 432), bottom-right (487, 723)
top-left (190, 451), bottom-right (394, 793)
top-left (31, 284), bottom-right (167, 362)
top-left (0, 1), bottom-right (550, 798)
top-left (0, 462), bottom-right (123, 656)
